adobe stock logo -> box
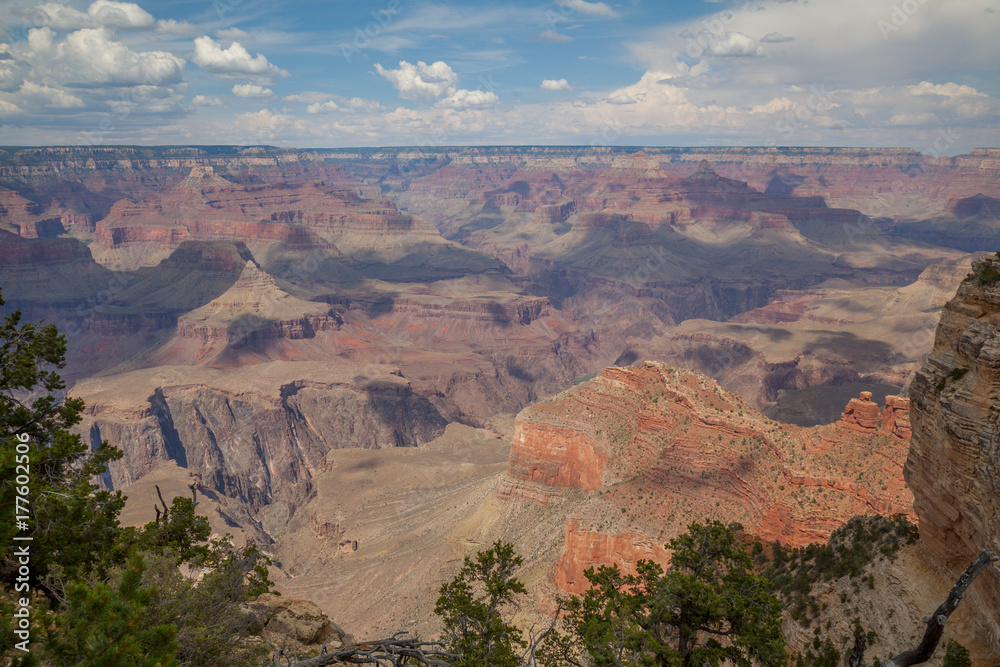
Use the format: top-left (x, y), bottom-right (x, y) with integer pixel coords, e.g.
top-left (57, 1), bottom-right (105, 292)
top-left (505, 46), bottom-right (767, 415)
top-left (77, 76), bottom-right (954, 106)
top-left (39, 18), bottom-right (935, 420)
top-left (876, 0), bottom-right (931, 40)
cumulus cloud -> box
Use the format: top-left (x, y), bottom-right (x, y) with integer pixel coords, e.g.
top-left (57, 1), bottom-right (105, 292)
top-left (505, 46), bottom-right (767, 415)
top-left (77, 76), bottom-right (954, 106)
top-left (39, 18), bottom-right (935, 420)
top-left (436, 89), bottom-right (499, 109)
top-left (629, 0), bottom-right (1000, 90)
top-left (16, 81), bottom-right (84, 108)
top-left (87, 0), bottom-right (154, 29)
top-left (26, 27), bottom-right (185, 86)
top-left (908, 81), bottom-right (987, 98)
top-left (760, 32), bottom-right (794, 43)
top-left (607, 93), bottom-right (635, 104)
top-left (888, 112), bottom-right (940, 126)
top-left (531, 29), bottom-right (574, 43)
top-left (343, 97), bottom-right (384, 112)
top-left (232, 83), bottom-right (272, 98)
top-left (155, 19), bottom-right (198, 35)
top-left (192, 36), bottom-right (287, 78)
top-left (283, 91), bottom-right (328, 103)
top-left (0, 26), bottom-right (187, 126)
top-left (540, 78), bottom-right (572, 91)
top-left (234, 108), bottom-right (289, 143)
top-left (191, 94), bottom-right (222, 106)
top-left (555, 0), bottom-right (619, 19)
top-left (26, 0), bottom-right (154, 30)
top-left (214, 27), bottom-right (251, 40)
top-left (374, 60), bottom-right (459, 101)
top-left (307, 100), bottom-right (339, 113)
top-left (704, 32), bottom-right (763, 57)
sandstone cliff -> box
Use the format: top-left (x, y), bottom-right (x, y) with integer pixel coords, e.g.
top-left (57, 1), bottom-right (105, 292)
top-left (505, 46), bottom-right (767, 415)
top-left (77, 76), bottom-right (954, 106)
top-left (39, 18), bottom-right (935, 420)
top-left (905, 253), bottom-right (1000, 633)
top-left (504, 363), bottom-right (914, 565)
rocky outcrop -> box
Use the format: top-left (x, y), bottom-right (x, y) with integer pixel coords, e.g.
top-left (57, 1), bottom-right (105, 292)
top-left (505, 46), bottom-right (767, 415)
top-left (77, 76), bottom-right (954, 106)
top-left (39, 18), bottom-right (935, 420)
top-left (839, 391), bottom-right (882, 431)
top-left (505, 363), bottom-right (914, 551)
top-left (508, 421), bottom-right (606, 491)
top-left (251, 594), bottom-right (352, 650)
top-left (905, 254), bottom-right (1000, 630)
top-left (839, 390), bottom-right (910, 438)
top-left (75, 364), bottom-right (448, 510)
top-left (175, 261), bottom-right (341, 348)
top-left (881, 395), bottom-right (911, 439)
top-left (551, 517), bottom-right (671, 594)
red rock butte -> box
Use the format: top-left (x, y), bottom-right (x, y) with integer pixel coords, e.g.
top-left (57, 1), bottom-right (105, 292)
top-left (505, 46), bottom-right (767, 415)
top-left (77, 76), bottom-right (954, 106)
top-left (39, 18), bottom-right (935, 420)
top-left (840, 391), bottom-right (911, 439)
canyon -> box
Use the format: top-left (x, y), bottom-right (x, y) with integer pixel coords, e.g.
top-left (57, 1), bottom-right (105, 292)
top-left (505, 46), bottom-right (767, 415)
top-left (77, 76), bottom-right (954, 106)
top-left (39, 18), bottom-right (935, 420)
top-left (2, 145), bottom-right (999, 663)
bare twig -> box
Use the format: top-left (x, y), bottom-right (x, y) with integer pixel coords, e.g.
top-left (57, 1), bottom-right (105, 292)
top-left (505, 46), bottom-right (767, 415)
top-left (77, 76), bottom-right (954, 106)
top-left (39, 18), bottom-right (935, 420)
top-left (520, 606), bottom-right (562, 667)
top-left (266, 634), bottom-right (457, 667)
top-left (155, 484), bottom-right (169, 520)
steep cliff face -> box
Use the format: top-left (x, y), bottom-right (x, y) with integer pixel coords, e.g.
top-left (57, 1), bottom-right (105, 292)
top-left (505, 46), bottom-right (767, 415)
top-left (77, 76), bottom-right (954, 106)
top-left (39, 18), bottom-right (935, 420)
top-left (905, 254), bottom-right (1000, 630)
top-left (551, 517), bottom-right (671, 595)
top-left (75, 363), bottom-right (447, 510)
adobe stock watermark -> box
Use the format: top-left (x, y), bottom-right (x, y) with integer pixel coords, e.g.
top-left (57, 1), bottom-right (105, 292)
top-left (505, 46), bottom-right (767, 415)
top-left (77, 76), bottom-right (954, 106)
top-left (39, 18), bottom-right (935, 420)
top-left (877, 0), bottom-right (931, 41)
top-left (76, 72), bottom-right (161, 146)
top-left (340, 0), bottom-right (401, 62)
top-left (7, 5), bottom-right (49, 43)
top-left (394, 72), bottom-right (502, 181)
top-left (12, 432), bottom-right (33, 653)
top-left (765, 85), bottom-right (833, 146)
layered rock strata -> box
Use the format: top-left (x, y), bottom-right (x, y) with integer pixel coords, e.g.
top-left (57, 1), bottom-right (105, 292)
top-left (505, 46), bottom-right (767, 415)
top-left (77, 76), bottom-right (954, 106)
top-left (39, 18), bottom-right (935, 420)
top-left (905, 254), bottom-right (1000, 630)
top-left (505, 362), bottom-right (915, 563)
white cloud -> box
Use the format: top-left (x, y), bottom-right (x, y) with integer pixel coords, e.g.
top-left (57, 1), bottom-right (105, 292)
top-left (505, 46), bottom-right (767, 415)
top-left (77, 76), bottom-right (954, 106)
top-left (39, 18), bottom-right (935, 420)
top-left (27, 0), bottom-right (155, 30)
top-left (889, 112), bottom-right (940, 126)
top-left (607, 93), bottom-right (635, 104)
top-left (192, 36), bottom-right (287, 78)
top-left (87, 0), bottom-right (154, 29)
top-left (17, 81), bottom-right (84, 108)
top-left (214, 27), bottom-right (251, 40)
top-left (232, 83), bottom-right (272, 98)
top-left (234, 108), bottom-right (289, 143)
top-left (374, 60), bottom-right (459, 101)
top-left (26, 27), bottom-right (185, 86)
top-left (436, 89), bottom-right (499, 109)
top-left (704, 32), bottom-right (762, 57)
top-left (532, 29), bottom-right (574, 43)
top-left (307, 100), bottom-right (339, 113)
top-left (760, 32), bottom-right (794, 43)
top-left (0, 98), bottom-right (21, 116)
top-left (555, 0), bottom-right (619, 19)
top-left (343, 97), bottom-right (384, 112)
top-left (155, 19), bottom-right (198, 35)
top-left (191, 94), bottom-right (222, 106)
top-left (908, 81), bottom-right (987, 98)
top-left (629, 0), bottom-right (1000, 90)
top-left (283, 91), bottom-right (328, 103)
top-left (540, 78), bottom-right (572, 91)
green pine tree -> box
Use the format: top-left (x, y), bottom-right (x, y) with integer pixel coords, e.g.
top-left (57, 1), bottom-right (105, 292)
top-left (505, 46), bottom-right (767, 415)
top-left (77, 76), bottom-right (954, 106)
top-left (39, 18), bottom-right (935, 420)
top-left (435, 541), bottom-right (527, 667)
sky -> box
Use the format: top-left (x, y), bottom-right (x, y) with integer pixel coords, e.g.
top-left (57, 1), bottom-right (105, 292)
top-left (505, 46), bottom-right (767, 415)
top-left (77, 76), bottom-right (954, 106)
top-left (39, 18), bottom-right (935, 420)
top-left (0, 0), bottom-right (997, 152)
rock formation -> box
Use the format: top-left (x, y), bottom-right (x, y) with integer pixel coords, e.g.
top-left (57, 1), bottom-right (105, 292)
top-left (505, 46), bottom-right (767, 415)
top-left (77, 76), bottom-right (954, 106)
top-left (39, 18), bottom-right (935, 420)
top-left (839, 391), bottom-right (882, 430)
top-left (552, 517), bottom-right (671, 595)
top-left (905, 253), bottom-right (1000, 631)
top-left (838, 391), bottom-right (910, 437)
top-left (506, 362), bottom-right (915, 569)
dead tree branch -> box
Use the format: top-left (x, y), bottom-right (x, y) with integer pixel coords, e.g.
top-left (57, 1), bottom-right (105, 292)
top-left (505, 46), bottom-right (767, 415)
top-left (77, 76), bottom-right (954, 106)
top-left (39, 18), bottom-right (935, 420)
top-left (520, 606), bottom-right (562, 667)
top-left (850, 549), bottom-right (998, 667)
top-left (267, 632), bottom-right (458, 667)
top-left (154, 484), bottom-right (168, 525)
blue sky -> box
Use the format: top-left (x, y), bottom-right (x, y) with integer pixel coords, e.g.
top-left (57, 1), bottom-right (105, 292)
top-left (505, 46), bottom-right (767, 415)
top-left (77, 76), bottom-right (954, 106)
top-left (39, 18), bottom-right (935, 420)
top-left (0, 0), bottom-right (998, 152)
